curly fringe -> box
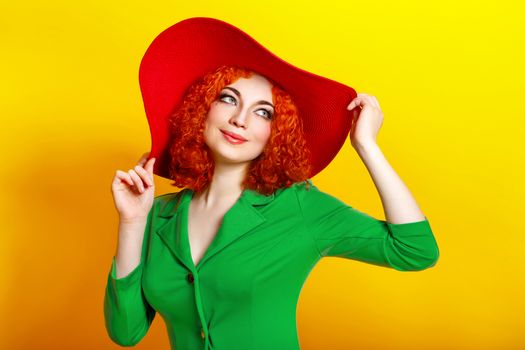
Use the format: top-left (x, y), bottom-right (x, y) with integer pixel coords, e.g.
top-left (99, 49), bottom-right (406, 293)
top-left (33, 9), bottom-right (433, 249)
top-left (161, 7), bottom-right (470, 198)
top-left (167, 65), bottom-right (312, 196)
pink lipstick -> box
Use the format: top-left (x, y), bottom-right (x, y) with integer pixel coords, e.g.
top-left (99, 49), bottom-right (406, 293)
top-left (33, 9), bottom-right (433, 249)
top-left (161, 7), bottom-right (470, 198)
top-left (220, 129), bottom-right (247, 144)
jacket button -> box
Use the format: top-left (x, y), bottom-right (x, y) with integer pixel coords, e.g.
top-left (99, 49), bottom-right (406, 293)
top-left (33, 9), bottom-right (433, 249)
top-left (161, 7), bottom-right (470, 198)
top-left (200, 327), bottom-right (205, 339)
top-left (187, 273), bottom-right (194, 283)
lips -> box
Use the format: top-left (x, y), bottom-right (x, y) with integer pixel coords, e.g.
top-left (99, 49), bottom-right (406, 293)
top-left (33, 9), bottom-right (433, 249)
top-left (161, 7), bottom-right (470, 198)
top-left (220, 129), bottom-right (247, 141)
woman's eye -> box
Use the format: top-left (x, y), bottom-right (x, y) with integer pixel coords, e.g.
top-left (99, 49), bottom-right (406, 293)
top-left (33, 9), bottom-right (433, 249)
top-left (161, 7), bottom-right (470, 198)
top-left (257, 109), bottom-right (273, 120)
top-left (219, 93), bottom-right (272, 120)
top-left (219, 94), bottom-right (236, 104)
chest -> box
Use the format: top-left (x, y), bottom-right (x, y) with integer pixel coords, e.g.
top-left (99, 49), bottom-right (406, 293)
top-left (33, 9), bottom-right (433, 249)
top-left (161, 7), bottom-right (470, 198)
top-left (142, 192), bottom-right (321, 321)
top-left (187, 203), bottom-right (228, 267)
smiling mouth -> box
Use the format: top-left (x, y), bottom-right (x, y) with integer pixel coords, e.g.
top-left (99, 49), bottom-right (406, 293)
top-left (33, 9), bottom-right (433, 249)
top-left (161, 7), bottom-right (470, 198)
top-left (220, 129), bottom-right (247, 144)
top-left (220, 129), bottom-right (247, 141)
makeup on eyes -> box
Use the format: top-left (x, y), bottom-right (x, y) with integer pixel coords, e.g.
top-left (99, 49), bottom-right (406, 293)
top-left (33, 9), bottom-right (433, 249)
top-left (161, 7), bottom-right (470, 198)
top-left (219, 90), bottom-right (273, 119)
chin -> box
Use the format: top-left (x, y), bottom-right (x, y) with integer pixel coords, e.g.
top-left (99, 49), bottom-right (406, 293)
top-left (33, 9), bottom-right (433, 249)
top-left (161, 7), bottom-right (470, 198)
top-left (212, 147), bottom-right (259, 165)
top-left (207, 133), bottom-right (263, 161)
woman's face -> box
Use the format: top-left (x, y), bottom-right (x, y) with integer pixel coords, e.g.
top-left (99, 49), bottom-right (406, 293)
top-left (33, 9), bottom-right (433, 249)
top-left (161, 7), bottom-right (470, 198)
top-left (204, 74), bottom-right (274, 165)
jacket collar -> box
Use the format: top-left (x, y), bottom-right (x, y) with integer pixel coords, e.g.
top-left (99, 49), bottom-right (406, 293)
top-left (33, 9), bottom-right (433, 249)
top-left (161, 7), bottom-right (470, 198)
top-left (158, 187), bottom-right (275, 218)
top-left (155, 187), bottom-right (277, 272)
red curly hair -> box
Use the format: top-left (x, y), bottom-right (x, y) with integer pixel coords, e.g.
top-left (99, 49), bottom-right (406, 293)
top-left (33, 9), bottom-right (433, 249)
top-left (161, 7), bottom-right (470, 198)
top-left (167, 65), bottom-right (312, 196)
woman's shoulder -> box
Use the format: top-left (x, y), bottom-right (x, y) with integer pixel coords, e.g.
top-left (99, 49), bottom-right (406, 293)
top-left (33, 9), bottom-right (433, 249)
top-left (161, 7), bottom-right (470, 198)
top-left (292, 178), bottom-right (314, 190)
top-left (289, 178), bottom-right (321, 197)
top-left (154, 190), bottom-right (185, 201)
top-left (278, 179), bottom-right (314, 194)
top-left (269, 179), bottom-right (314, 200)
top-left (291, 179), bottom-right (350, 210)
top-left (152, 189), bottom-right (187, 217)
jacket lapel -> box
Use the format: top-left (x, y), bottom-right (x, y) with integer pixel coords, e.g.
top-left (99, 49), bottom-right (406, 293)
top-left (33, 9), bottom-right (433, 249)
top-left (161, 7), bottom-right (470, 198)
top-left (155, 191), bottom-right (190, 269)
top-left (155, 187), bottom-right (277, 271)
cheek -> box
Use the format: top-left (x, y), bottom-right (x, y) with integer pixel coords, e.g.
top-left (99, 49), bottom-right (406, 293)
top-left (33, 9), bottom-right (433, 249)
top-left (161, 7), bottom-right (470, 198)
top-left (252, 122), bottom-right (272, 144)
top-left (207, 102), bottom-right (231, 122)
top-left (204, 106), bottom-right (223, 135)
top-left (206, 108), bottom-right (221, 125)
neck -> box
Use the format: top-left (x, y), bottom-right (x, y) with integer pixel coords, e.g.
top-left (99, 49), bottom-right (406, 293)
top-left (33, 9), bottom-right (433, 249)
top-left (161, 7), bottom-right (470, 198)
top-left (194, 161), bottom-right (250, 209)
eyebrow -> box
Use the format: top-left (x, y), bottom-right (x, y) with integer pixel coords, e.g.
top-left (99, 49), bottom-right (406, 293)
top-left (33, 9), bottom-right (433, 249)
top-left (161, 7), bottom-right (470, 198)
top-left (222, 86), bottom-right (275, 109)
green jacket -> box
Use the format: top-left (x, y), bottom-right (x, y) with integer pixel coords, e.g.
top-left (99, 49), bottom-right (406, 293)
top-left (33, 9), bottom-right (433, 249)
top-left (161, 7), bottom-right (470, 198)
top-left (103, 179), bottom-right (439, 349)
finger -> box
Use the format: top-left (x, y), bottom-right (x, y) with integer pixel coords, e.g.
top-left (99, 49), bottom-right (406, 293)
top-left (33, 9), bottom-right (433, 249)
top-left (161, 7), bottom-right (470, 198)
top-left (370, 95), bottom-right (380, 109)
top-left (145, 157), bottom-right (156, 176)
top-left (116, 170), bottom-right (134, 187)
top-left (137, 152), bottom-right (150, 167)
top-left (364, 95), bottom-right (376, 107)
top-left (352, 97), bottom-right (366, 109)
top-left (359, 95), bottom-right (377, 109)
top-left (347, 96), bottom-right (361, 110)
top-left (128, 169), bottom-right (145, 193)
top-left (134, 164), bottom-right (153, 187)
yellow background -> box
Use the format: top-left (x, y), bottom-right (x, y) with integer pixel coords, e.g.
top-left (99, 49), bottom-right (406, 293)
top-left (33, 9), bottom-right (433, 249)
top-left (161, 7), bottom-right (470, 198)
top-left (2, 0), bottom-right (524, 349)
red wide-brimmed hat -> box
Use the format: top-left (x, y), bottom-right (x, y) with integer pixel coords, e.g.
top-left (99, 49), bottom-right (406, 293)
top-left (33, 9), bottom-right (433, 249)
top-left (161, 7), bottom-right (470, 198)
top-left (139, 16), bottom-right (357, 180)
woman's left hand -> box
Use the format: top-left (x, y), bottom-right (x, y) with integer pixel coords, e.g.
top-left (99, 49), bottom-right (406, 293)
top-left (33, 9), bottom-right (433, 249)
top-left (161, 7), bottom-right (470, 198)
top-left (346, 93), bottom-right (384, 150)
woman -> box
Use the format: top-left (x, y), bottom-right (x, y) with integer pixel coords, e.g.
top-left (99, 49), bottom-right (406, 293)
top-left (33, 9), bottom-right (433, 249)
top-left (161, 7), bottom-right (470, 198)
top-left (104, 18), bottom-right (439, 350)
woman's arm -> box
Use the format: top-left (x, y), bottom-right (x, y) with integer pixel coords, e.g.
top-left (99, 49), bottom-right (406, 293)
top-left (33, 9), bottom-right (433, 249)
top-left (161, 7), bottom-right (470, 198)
top-left (355, 142), bottom-right (426, 224)
top-left (297, 180), bottom-right (439, 271)
top-left (103, 205), bottom-right (157, 346)
top-left (297, 94), bottom-right (438, 271)
top-left (347, 93), bottom-right (426, 224)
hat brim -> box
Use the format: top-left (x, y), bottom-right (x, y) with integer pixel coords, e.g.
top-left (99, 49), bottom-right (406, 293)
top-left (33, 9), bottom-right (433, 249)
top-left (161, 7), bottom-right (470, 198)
top-left (139, 16), bottom-right (357, 180)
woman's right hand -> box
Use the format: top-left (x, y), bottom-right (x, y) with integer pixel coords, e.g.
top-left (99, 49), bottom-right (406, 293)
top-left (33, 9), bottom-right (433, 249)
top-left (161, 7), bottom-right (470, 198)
top-left (111, 152), bottom-right (156, 223)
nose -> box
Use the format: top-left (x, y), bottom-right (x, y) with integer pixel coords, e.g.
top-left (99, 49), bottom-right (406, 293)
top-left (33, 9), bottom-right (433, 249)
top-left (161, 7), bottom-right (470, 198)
top-left (229, 110), bottom-right (248, 128)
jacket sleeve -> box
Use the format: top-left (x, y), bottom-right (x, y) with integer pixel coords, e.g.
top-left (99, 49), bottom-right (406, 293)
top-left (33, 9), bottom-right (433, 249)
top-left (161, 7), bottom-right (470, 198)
top-left (296, 180), bottom-right (440, 271)
top-left (103, 200), bottom-right (157, 346)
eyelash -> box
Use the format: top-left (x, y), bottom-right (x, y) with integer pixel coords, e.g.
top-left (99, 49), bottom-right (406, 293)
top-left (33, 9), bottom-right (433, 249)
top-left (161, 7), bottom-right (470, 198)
top-left (219, 93), bottom-right (273, 120)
